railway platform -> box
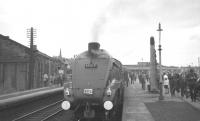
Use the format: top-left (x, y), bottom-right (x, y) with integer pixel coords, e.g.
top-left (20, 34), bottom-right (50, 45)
top-left (173, 91), bottom-right (200, 111)
top-left (0, 85), bottom-right (61, 100)
top-left (122, 81), bottom-right (200, 121)
top-left (0, 85), bottom-right (63, 110)
top-left (122, 82), bottom-right (155, 121)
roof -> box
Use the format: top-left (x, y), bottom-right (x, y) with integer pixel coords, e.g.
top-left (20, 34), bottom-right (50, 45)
top-left (0, 34), bottom-right (52, 59)
top-left (0, 34), bottom-right (30, 51)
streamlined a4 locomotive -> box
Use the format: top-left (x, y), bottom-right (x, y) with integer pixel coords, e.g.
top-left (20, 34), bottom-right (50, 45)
top-left (61, 42), bottom-right (124, 120)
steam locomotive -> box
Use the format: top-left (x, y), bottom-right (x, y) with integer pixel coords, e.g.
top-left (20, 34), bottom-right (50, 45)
top-left (61, 42), bottom-right (125, 120)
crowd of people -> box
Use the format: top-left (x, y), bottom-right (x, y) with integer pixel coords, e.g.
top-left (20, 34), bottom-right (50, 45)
top-left (123, 68), bottom-right (200, 102)
top-left (42, 72), bottom-right (66, 87)
top-left (42, 67), bottom-right (71, 87)
top-left (123, 71), bottom-right (137, 87)
top-left (163, 69), bottom-right (200, 102)
top-left (123, 70), bottom-right (150, 92)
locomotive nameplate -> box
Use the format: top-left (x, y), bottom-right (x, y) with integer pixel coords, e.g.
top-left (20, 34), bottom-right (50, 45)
top-left (85, 63), bottom-right (98, 69)
top-left (84, 89), bottom-right (93, 95)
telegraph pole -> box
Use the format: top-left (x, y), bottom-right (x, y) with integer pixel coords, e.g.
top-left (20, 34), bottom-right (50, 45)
top-left (157, 23), bottom-right (164, 100)
top-left (27, 27), bottom-right (36, 89)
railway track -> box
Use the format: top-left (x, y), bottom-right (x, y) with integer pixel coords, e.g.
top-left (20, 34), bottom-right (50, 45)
top-left (41, 108), bottom-right (63, 121)
top-left (12, 100), bottom-right (63, 121)
top-left (42, 103), bottom-right (80, 121)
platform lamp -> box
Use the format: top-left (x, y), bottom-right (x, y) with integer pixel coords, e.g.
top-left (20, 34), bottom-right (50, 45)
top-left (157, 23), bottom-right (164, 100)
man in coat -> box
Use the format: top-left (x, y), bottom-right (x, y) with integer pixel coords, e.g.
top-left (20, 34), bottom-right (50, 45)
top-left (186, 69), bottom-right (198, 102)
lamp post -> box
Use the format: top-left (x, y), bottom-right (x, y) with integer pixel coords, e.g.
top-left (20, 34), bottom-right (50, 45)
top-left (157, 23), bottom-right (164, 100)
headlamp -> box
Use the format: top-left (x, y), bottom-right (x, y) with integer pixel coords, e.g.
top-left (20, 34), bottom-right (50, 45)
top-left (103, 101), bottom-right (113, 110)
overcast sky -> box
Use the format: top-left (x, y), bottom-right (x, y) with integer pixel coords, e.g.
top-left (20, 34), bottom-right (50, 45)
top-left (0, 0), bottom-right (200, 66)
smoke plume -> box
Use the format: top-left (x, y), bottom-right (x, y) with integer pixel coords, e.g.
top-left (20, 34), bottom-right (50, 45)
top-left (91, 0), bottom-right (120, 42)
top-left (92, 14), bottom-right (107, 42)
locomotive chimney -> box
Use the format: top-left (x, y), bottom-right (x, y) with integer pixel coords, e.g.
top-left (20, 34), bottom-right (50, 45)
top-left (88, 42), bottom-right (100, 52)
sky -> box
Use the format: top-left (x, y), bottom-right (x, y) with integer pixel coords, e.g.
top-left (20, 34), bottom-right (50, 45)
top-left (0, 0), bottom-right (200, 66)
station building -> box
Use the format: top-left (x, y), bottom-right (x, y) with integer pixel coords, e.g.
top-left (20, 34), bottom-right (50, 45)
top-left (0, 34), bottom-right (68, 95)
top-left (123, 62), bottom-right (179, 75)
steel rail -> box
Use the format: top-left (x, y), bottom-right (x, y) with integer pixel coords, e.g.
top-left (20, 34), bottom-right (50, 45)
top-left (41, 109), bottom-right (63, 121)
top-left (12, 99), bottom-right (63, 121)
top-left (43, 103), bottom-right (81, 121)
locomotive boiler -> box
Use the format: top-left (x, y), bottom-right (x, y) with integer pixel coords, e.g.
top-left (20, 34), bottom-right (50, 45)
top-left (61, 42), bottom-right (124, 120)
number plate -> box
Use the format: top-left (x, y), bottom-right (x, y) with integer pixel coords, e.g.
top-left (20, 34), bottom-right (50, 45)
top-left (84, 89), bottom-right (93, 95)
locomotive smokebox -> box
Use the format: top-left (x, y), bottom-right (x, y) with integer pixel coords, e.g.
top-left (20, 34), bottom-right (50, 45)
top-left (88, 42), bottom-right (100, 52)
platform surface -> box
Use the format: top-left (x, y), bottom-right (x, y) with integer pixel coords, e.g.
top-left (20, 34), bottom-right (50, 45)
top-left (0, 85), bottom-right (63, 107)
top-left (122, 82), bottom-right (155, 121)
top-left (0, 85), bottom-right (61, 100)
